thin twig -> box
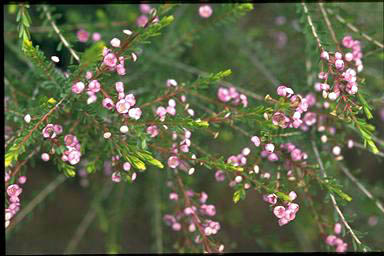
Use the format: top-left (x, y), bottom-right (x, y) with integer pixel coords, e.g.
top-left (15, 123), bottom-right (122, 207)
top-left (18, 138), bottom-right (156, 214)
top-left (339, 165), bottom-right (384, 215)
top-left (301, 2), bottom-right (323, 51)
top-left (354, 142), bottom-right (384, 158)
top-left (326, 8), bottom-right (384, 49)
top-left (318, 3), bottom-right (340, 49)
top-left (6, 174), bottom-right (67, 233)
top-left (312, 141), bottom-right (365, 250)
top-left (239, 48), bottom-right (280, 87)
top-left (147, 52), bottom-right (264, 101)
top-left (42, 5), bottom-right (80, 63)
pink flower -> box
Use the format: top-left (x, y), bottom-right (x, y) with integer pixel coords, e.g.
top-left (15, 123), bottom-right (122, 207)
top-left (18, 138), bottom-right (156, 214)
top-left (345, 52), bottom-right (353, 62)
top-left (278, 217), bottom-right (289, 226)
top-left (163, 214), bottom-right (176, 226)
top-left (199, 5), bottom-right (213, 18)
top-left (125, 94), bottom-right (136, 106)
top-left (265, 143), bottom-right (275, 153)
top-left (326, 235), bottom-right (337, 246)
top-left (291, 149), bottom-right (302, 161)
top-left (272, 112), bottom-right (290, 128)
top-left (54, 124), bottom-right (63, 135)
top-left (277, 85), bottom-right (288, 97)
top-left (140, 4), bottom-right (151, 14)
top-left (115, 82), bottom-right (124, 93)
top-left (123, 162), bottom-right (131, 171)
top-left (320, 51), bottom-right (329, 61)
top-left (169, 192), bottom-right (178, 201)
top-left (92, 32), bottom-right (101, 41)
top-left (116, 99), bottom-right (131, 114)
top-left (334, 223), bottom-right (342, 234)
top-left (200, 192), bottom-right (208, 203)
top-left (102, 98), bottom-right (115, 110)
top-left (263, 194), bottom-right (277, 205)
top-left (342, 36), bottom-right (354, 48)
top-left (147, 125), bottom-right (159, 138)
top-left (268, 153), bottom-right (279, 162)
top-left (273, 206), bottom-right (286, 218)
top-left (72, 81), bottom-right (85, 94)
top-left (18, 176), bottom-right (27, 184)
top-left (166, 106), bottom-right (176, 116)
top-left (77, 29), bottom-right (89, 42)
top-left (156, 106), bottom-right (167, 119)
top-left (168, 156), bottom-right (180, 168)
top-left (64, 134), bottom-right (79, 147)
top-left (103, 53), bottom-right (118, 68)
top-left (128, 107), bottom-right (142, 120)
top-left (303, 112), bottom-right (317, 126)
top-left (68, 149), bottom-right (81, 165)
top-left (172, 222), bottom-right (181, 231)
top-left (200, 204), bottom-right (216, 216)
top-left (288, 203), bottom-right (299, 214)
top-left (136, 15), bottom-right (148, 27)
top-left (336, 243), bottom-right (348, 253)
top-left (251, 136), bottom-right (261, 147)
top-left (284, 209), bottom-right (296, 221)
top-left (42, 124), bottom-right (57, 139)
top-left (10, 196), bottom-right (20, 203)
top-left (88, 80), bottom-right (101, 93)
top-left (111, 172), bottom-right (121, 183)
top-left (166, 79), bottom-right (178, 87)
top-left (7, 184), bottom-right (22, 197)
top-left (215, 170), bottom-right (225, 182)
top-left (335, 59), bottom-right (344, 70)
top-left (217, 87), bottom-right (231, 102)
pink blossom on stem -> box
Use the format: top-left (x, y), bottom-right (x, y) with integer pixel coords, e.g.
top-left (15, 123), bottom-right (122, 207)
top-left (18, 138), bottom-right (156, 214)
top-left (77, 29), bottom-right (89, 42)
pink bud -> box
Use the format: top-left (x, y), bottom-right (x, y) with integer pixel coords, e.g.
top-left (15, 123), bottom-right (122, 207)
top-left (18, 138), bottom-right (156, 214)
top-left (136, 15), bottom-right (148, 27)
top-left (77, 29), bottom-right (89, 42)
top-left (110, 38), bottom-right (121, 48)
top-left (199, 5), bottom-right (213, 18)
top-left (18, 176), bottom-right (27, 184)
top-left (168, 156), bottom-right (180, 169)
top-left (123, 162), bottom-right (131, 171)
top-left (102, 98), bottom-right (115, 110)
top-left (320, 51), bottom-right (329, 61)
top-left (334, 223), bottom-right (342, 234)
top-left (41, 153), bottom-right (50, 161)
top-left (72, 81), bottom-right (85, 94)
top-left (111, 172), bottom-right (121, 183)
top-left (92, 32), bottom-right (101, 41)
top-left (128, 107), bottom-right (142, 120)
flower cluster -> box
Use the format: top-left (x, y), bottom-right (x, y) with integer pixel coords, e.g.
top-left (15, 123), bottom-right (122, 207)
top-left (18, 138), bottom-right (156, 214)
top-left (317, 36), bottom-right (363, 99)
top-left (273, 86), bottom-right (316, 129)
top-left (5, 176), bottom-right (27, 228)
top-left (114, 82), bottom-right (142, 120)
top-left (136, 4), bottom-right (158, 27)
top-left (325, 223), bottom-right (348, 253)
top-left (42, 123), bottom-right (63, 139)
top-left (110, 155), bottom-right (137, 183)
top-left (156, 98), bottom-right (177, 121)
top-left (102, 47), bottom-right (126, 75)
top-left (217, 86), bottom-right (248, 107)
top-left (61, 134), bottom-right (82, 165)
top-left (263, 191), bottom-right (300, 226)
top-left (76, 28), bottom-right (101, 42)
top-left (164, 188), bottom-right (221, 244)
top-left (280, 143), bottom-right (308, 178)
